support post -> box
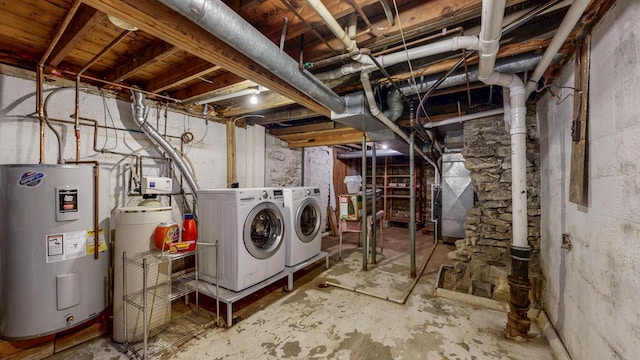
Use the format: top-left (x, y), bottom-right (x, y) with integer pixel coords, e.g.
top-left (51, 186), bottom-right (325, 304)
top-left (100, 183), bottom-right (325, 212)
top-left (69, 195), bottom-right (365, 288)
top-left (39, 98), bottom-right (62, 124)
top-left (361, 134), bottom-right (368, 270)
top-left (410, 132), bottom-right (416, 278)
top-left (371, 143), bottom-right (377, 264)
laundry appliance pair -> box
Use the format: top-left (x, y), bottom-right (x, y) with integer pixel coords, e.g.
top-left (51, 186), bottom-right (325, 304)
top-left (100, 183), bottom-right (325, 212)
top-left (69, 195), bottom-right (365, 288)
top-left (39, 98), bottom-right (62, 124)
top-left (198, 187), bottom-right (322, 292)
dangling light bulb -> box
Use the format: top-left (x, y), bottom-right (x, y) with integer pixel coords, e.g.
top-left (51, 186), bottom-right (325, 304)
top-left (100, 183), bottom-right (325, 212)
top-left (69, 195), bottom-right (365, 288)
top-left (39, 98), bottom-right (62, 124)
top-left (250, 94), bottom-right (258, 105)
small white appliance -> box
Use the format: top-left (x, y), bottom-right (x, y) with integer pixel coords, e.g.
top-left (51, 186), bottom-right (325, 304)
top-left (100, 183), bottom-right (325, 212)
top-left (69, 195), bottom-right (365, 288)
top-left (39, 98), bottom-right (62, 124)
top-left (282, 187), bottom-right (322, 266)
top-left (198, 188), bottom-right (286, 292)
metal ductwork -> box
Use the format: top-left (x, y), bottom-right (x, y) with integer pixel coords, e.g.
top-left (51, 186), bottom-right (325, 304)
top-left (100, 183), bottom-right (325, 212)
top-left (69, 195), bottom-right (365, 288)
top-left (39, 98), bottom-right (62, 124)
top-left (331, 91), bottom-right (410, 154)
top-left (132, 90), bottom-right (200, 198)
top-left (158, 0), bottom-right (345, 114)
top-left (337, 148), bottom-right (403, 159)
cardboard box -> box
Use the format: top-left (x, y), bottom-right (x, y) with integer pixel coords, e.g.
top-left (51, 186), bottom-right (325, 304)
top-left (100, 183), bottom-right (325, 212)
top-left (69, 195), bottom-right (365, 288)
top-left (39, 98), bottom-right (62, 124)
top-left (339, 191), bottom-right (383, 221)
top-left (339, 194), bottom-right (362, 220)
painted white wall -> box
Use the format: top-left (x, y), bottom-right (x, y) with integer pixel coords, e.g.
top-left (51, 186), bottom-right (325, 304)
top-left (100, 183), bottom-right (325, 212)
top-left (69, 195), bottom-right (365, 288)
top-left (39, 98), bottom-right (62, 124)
top-left (537, 0), bottom-right (640, 358)
top-left (0, 74), bottom-right (264, 219)
top-left (303, 146), bottom-right (334, 232)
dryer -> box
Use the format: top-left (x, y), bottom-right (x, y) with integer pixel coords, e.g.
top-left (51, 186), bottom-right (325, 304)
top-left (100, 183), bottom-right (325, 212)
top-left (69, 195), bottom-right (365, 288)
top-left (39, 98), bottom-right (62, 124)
top-left (198, 188), bottom-right (286, 292)
top-left (283, 187), bottom-right (322, 266)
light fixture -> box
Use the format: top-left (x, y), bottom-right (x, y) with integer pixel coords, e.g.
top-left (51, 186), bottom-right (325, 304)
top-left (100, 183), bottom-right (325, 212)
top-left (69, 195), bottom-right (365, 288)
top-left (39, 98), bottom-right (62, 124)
top-left (194, 85), bottom-right (269, 105)
top-left (249, 94), bottom-right (258, 105)
top-left (381, 144), bottom-right (388, 149)
top-left (108, 15), bottom-right (138, 31)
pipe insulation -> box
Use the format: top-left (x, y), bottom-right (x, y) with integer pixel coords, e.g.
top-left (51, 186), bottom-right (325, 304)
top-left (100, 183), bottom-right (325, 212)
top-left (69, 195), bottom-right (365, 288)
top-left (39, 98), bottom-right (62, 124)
top-left (158, 0), bottom-right (345, 114)
top-left (131, 90), bottom-right (200, 198)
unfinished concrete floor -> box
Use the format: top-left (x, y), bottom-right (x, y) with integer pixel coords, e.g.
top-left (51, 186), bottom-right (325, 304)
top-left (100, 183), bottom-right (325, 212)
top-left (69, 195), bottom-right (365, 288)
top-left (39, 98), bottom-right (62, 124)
top-left (49, 227), bottom-right (554, 359)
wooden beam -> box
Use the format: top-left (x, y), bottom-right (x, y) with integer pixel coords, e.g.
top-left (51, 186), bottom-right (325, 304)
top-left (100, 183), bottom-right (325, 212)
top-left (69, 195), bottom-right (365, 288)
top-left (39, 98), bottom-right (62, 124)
top-left (48, 5), bottom-right (106, 67)
top-left (569, 35), bottom-right (590, 206)
top-left (249, 107), bottom-right (322, 125)
top-left (270, 121), bottom-right (338, 136)
top-left (287, 131), bottom-right (369, 149)
top-left (226, 120), bottom-right (236, 187)
top-left (170, 73), bottom-right (248, 102)
top-left (103, 40), bottom-right (177, 83)
top-left (82, 0), bottom-right (331, 117)
top-left (146, 60), bottom-right (220, 93)
top-left (280, 127), bottom-right (366, 149)
top-left (251, 110), bottom-right (322, 125)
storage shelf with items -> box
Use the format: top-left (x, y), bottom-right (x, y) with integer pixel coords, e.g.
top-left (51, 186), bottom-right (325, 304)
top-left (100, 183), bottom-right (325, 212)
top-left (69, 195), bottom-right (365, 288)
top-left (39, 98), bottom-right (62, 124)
top-left (122, 245), bottom-right (218, 359)
top-left (368, 157), bottom-right (423, 228)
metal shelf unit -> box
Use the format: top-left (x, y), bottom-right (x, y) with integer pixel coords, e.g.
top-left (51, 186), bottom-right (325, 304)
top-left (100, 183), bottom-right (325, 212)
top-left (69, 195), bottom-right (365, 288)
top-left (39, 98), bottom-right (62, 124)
top-left (122, 243), bottom-right (218, 359)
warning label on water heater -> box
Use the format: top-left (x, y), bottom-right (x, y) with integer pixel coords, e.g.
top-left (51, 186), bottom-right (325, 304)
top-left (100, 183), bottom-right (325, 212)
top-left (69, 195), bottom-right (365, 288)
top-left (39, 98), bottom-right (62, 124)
top-left (46, 231), bottom-right (87, 263)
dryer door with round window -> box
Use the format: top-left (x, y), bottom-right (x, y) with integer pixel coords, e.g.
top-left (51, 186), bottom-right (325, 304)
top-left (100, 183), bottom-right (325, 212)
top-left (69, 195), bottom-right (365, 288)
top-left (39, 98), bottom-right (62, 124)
top-left (244, 202), bottom-right (284, 259)
top-left (295, 198), bottom-right (321, 243)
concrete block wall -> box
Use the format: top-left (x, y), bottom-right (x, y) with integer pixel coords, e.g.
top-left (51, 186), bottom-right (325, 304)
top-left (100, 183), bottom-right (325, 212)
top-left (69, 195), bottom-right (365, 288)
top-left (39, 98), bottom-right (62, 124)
top-left (0, 73), bottom-right (264, 220)
top-left (537, 0), bottom-right (640, 358)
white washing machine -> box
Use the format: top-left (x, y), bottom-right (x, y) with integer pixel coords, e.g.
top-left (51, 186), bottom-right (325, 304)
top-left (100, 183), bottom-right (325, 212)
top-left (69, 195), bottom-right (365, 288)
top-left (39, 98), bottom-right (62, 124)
top-left (197, 188), bottom-right (286, 292)
top-left (283, 187), bottom-right (322, 267)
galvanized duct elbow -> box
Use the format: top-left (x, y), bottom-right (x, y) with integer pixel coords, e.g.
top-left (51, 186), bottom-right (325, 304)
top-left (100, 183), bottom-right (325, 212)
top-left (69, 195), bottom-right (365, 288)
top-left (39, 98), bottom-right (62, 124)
top-left (158, 0), bottom-right (345, 114)
top-left (131, 90), bottom-right (200, 198)
top-left (382, 88), bottom-right (404, 121)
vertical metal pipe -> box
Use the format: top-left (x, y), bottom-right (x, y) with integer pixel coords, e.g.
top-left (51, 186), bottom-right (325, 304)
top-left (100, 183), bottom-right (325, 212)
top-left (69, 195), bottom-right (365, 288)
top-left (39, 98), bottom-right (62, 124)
top-left (361, 135), bottom-right (368, 270)
top-left (301, 149), bottom-right (305, 186)
top-left (142, 258), bottom-right (148, 359)
top-left (37, 65), bottom-right (45, 164)
top-left (410, 133), bottom-right (416, 278)
top-left (371, 143), bottom-right (377, 264)
top-left (75, 76), bottom-right (81, 161)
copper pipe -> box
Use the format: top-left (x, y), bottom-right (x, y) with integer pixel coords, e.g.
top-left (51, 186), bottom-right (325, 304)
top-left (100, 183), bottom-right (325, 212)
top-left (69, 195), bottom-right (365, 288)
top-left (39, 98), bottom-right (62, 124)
top-left (59, 70), bottom-right (180, 103)
top-left (37, 65), bottom-right (45, 164)
top-left (78, 30), bottom-right (132, 75)
top-left (66, 161), bottom-right (101, 260)
top-left (37, 0), bottom-right (82, 164)
top-left (74, 30), bottom-right (132, 161)
top-left (75, 76), bottom-right (81, 161)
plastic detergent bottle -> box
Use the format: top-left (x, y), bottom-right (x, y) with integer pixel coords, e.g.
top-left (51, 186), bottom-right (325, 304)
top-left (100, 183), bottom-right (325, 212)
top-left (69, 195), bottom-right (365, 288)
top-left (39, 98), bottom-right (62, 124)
top-left (182, 213), bottom-right (197, 251)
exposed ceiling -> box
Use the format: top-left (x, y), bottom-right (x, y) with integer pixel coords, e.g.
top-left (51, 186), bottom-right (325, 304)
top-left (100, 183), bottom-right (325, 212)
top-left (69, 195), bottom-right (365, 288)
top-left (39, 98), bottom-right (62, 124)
top-left (0, 0), bottom-right (613, 154)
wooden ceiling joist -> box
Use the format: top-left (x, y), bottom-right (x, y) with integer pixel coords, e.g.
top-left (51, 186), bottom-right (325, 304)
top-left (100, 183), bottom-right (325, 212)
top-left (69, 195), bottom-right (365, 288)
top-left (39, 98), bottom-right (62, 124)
top-left (82, 0), bottom-right (331, 117)
top-left (280, 127), bottom-right (366, 149)
top-left (269, 121), bottom-right (344, 135)
top-left (47, 4), bottom-right (106, 67)
top-left (103, 40), bottom-right (177, 83)
top-left (146, 60), bottom-right (220, 94)
top-left (250, 107), bottom-right (322, 125)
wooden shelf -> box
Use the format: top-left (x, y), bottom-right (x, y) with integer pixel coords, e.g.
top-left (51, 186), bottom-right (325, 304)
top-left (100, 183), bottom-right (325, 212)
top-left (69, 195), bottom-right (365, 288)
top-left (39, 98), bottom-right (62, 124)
top-left (367, 157), bottom-right (423, 229)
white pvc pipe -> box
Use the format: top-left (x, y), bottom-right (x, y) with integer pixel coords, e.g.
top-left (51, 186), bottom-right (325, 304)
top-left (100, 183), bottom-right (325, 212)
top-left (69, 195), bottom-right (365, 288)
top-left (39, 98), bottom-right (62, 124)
top-left (476, 0), bottom-right (528, 249)
top-left (525, 0), bottom-right (591, 97)
top-left (306, 0), bottom-right (362, 61)
top-left (423, 108), bottom-right (504, 129)
top-left (194, 87), bottom-right (260, 105)
top-left (316, 36), bottom-right (479, 80)
top-left (478, 0), bottom-right (506, 81)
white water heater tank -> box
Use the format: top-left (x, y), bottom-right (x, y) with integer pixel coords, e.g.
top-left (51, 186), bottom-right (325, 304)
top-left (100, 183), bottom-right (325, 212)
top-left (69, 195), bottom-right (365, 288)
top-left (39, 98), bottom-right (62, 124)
top-left (0, 164), bottom-right (110, 339)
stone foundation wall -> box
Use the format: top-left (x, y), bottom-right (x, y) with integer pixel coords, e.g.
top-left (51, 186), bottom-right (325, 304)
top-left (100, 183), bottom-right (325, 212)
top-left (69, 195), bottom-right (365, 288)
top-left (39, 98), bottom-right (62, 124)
top-left (447, 108), bottom-right (542, 306)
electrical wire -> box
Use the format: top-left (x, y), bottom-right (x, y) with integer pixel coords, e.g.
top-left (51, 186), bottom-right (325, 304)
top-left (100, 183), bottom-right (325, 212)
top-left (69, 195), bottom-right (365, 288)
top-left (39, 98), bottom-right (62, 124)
top-left (99, 89), bottom-right (118, 150)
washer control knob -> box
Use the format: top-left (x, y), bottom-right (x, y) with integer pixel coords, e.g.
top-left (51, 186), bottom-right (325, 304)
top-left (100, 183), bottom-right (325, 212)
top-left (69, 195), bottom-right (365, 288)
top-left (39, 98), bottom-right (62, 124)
top-left (306, 189), bottom-right (311, 196)
top-left (262, 191), bottom-right (268, 199)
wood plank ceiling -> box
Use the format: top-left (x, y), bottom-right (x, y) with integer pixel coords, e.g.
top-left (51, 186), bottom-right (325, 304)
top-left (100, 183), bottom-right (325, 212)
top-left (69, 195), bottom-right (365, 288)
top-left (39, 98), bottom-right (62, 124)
top-left (0, 0), bottom-right (614, 151)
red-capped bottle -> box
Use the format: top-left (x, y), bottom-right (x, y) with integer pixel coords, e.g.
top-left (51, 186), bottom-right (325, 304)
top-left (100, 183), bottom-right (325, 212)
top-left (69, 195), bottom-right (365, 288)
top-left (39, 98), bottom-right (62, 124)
top-left (182, 213), bottom-right (197, 251)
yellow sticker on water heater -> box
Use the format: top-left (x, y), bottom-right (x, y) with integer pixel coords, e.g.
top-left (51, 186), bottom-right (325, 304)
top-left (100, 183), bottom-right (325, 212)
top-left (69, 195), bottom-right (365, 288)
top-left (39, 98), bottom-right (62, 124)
top-left (86, 229), bottom-right (107, 255)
